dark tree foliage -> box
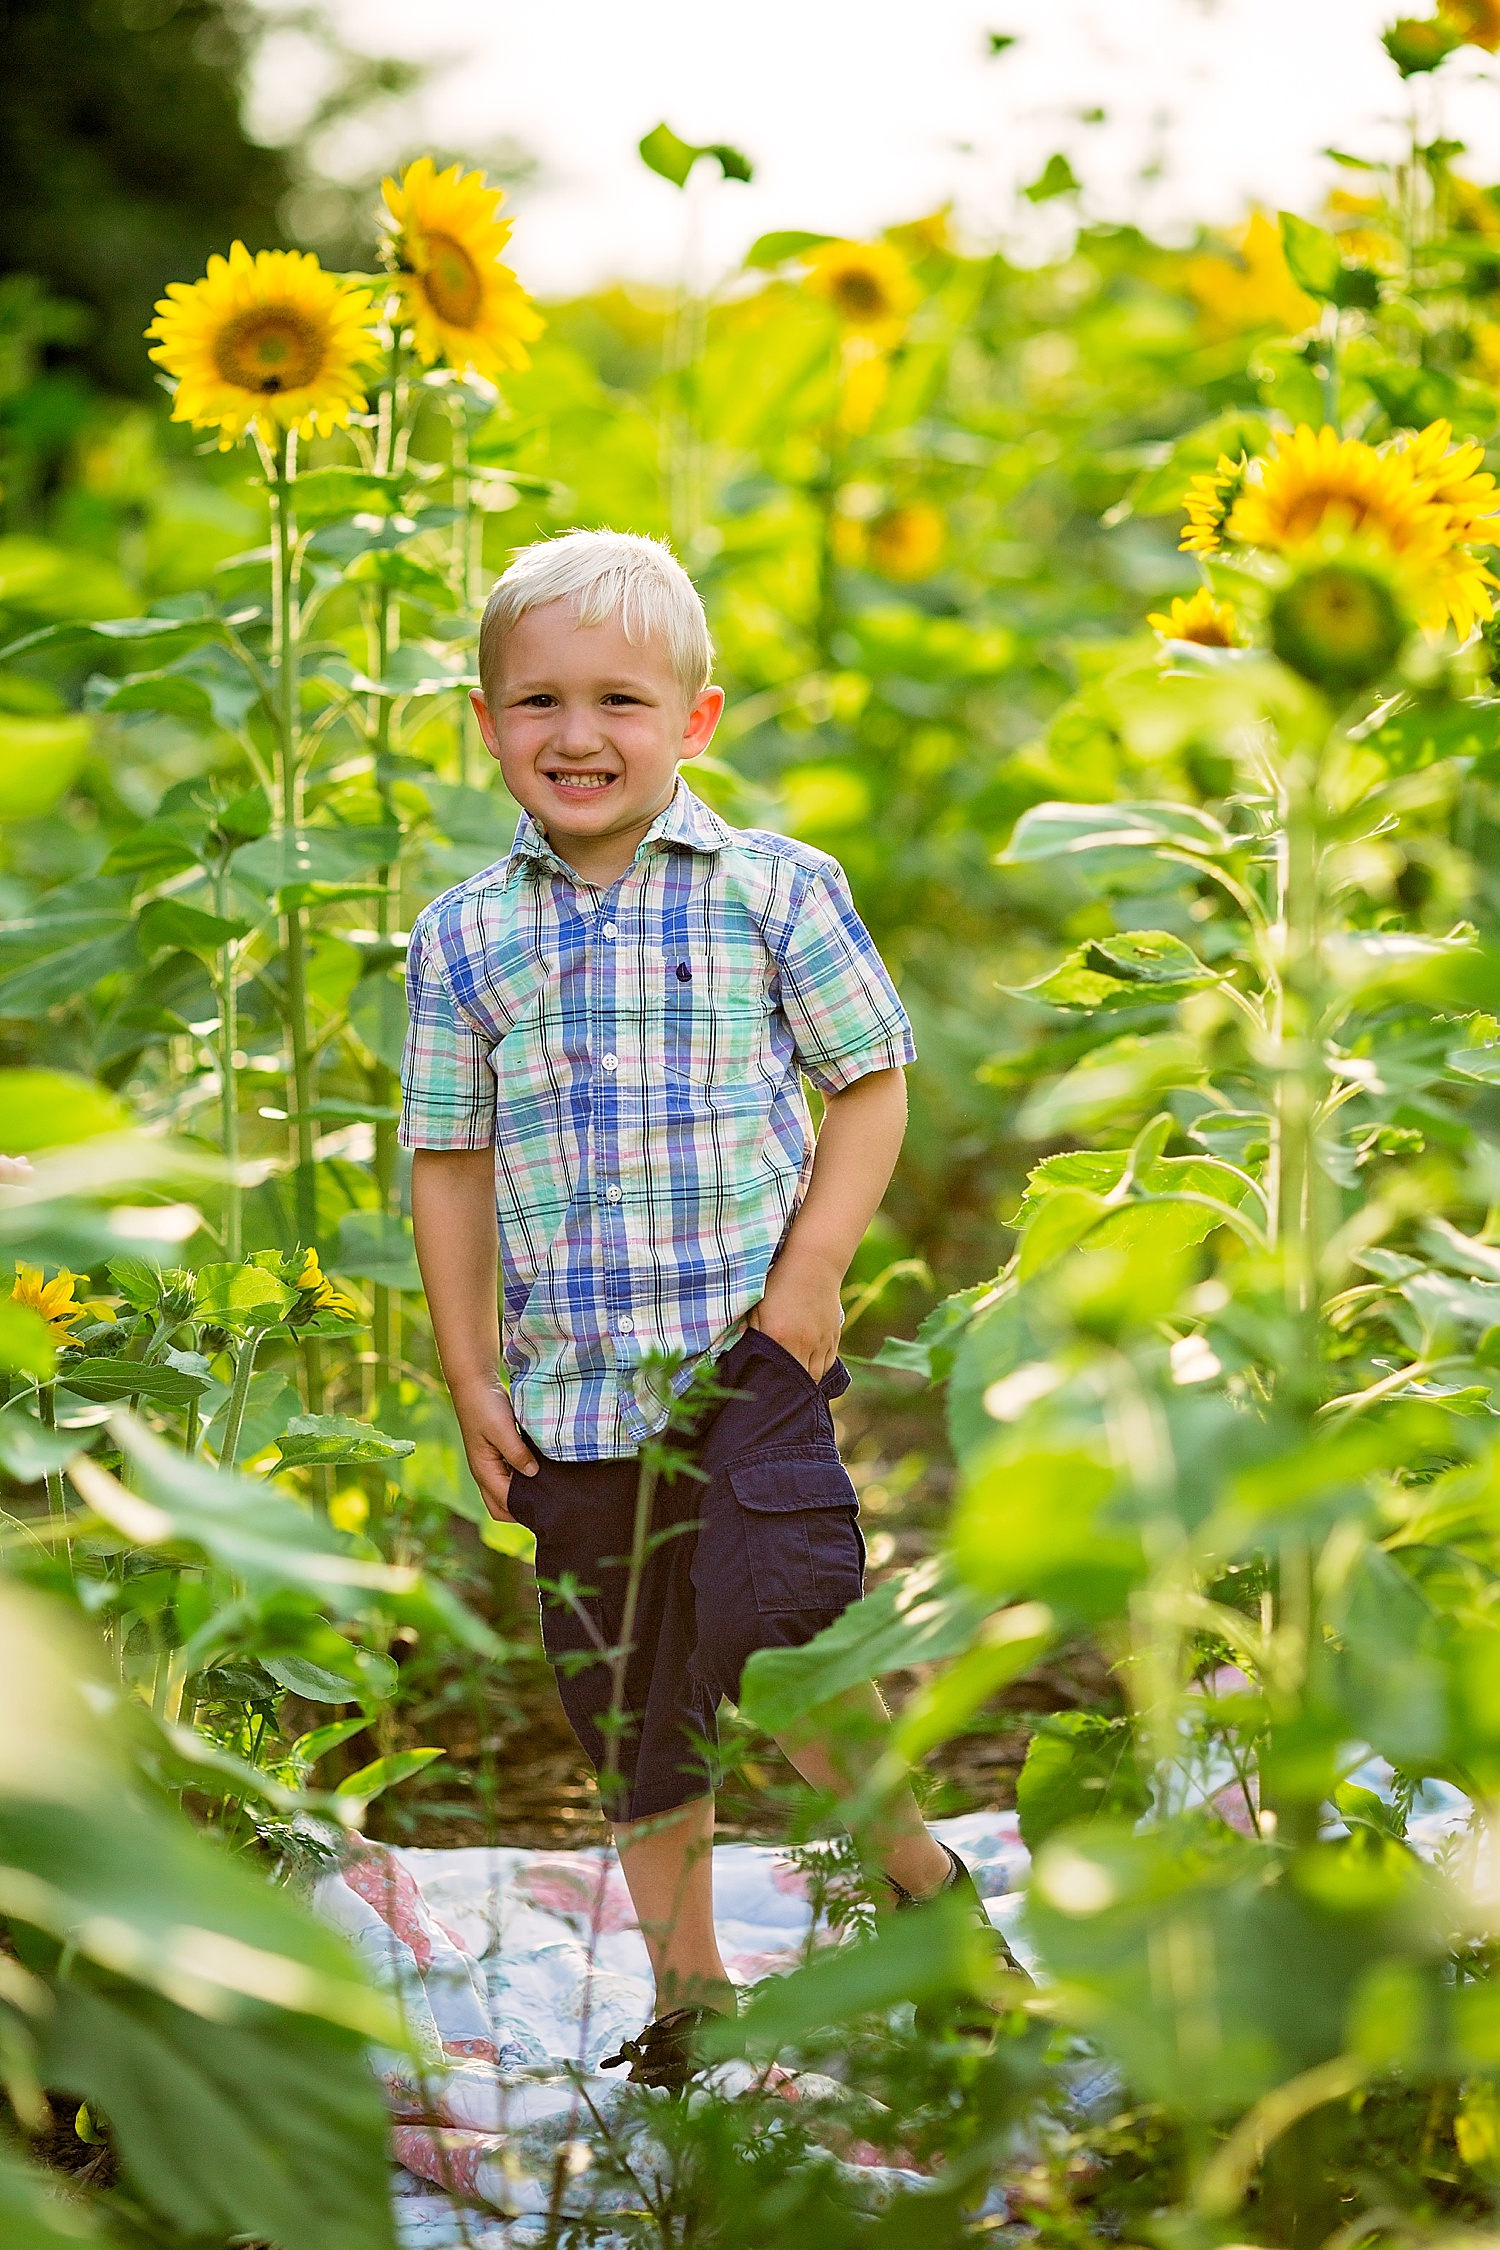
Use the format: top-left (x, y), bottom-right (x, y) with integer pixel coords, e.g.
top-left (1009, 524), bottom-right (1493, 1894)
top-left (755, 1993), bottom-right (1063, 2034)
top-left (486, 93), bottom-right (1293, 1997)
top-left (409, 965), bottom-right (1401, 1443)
top-left (0, 0), bottom-right (292, 394)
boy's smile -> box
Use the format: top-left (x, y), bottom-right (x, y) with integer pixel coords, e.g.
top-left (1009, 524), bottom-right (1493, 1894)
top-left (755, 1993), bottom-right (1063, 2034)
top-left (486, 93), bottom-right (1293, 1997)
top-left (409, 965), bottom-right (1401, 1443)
top-left (471, 600), bottom-right (724, 886)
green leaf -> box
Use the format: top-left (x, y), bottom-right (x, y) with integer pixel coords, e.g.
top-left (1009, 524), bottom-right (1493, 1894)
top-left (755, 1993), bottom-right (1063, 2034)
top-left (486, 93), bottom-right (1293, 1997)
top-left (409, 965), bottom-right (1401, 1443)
top-left (1446, 1040), bottom-right (1500, 1084)
top-left (232, 827), bottom-right (400, 895)
top-left (138, 900), bottom-right (250, 956)
top-left (1024, 152), bottom-right (1082, 203)
top-left (335, 1747), bottom-right (443, 1802)
top-left (0, 714), bottom-right (91, 818)
top-left (0, 927), bottom-right (139, 1018)
top-left (480, 1514), bottom-right (537, 1559)
top-left (0, 1300), bottom-right (57, 1380)
top-left (952, 1442), bottom-right (1144, 1620)
top-left (738, 1556), bottom-right (993, 1734)
top-left (294, 1716), bottom-right (372, 1762)
top-left (290, 467), bottom-right (407, 526)
top-left (38, 1982), bottom-right (394, 2250)
top-left (0, 614), bottom-right (232, 666)
top-left (0, 1404), bottom-right (85, 1481)
top-left (59, 1356), bottom-right (211, 1409)
top-left (1017, 1186), bottom-right (1112, 1280)
top-left (1015, 1712), bottom-right (1150, 1851)
top-left (76, 1415), bottom-right (416, 1598)
top-left (639, 123), bottom-right (754, 188)
top-left (1000, 799), bottom-right (1234, 864)
top-left (263, 1654), bottom-right (363, 1702)
top-left (1083, 930), bottom-right (1213, 983)
top-left (1279, 210), bottom-right (1343, 301)
top-left (333, 1211), bottom-right (422, 1293)
top-left (1018, 1032), bottom-right (1203, 1136)
top-left (193, 1262), bottom-right (299, 1331)
top-left (0, 2139), bottom-right (101, 2245)
top-left (709, 1891), bottom-right (996, 2055)
top-left (348, 973), bottom-right (408, 1073)
top-left (0, 1068), bottom-right (128, 1152)
top-left (744, 230), bottom-right (836, 269)
top-left (90, 670), bottom-right (215, 721)
top-left (274, 1414), bottom-right (416, 1468)
top-left (341, 550), bottom-right (456, 608)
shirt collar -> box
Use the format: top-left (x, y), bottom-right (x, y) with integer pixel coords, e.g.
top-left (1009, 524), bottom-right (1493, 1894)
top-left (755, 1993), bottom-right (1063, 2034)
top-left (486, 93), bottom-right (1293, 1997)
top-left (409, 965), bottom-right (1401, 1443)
top-left (506, 779), bottom-right (733, 882)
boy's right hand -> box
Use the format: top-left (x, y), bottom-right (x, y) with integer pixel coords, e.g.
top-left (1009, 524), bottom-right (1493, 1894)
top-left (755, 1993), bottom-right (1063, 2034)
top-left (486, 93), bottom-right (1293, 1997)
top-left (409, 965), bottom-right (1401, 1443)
top-left (451, 1380), bottom-right (539, 1521)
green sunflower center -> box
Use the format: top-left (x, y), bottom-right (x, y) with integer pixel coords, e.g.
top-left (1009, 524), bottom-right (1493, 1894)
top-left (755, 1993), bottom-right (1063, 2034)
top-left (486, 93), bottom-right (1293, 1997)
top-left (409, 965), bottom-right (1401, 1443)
top-left (213, 308), bottom-right (325, 395)
top-left (423, 233), bottom-right (483, 327)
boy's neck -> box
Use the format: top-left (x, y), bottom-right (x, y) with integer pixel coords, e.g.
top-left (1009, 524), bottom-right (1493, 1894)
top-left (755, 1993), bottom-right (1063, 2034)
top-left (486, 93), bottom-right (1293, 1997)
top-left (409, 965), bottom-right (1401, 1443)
top-left (537, 783), bottom-right (680, 890)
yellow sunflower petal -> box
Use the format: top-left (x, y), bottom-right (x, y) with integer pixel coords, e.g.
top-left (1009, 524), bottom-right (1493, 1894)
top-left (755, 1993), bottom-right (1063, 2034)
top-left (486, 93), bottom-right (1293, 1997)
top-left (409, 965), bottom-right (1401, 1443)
top-left (382, 158), bottom-right (543, 381)
top-left (145, 243), bottom-right (378, 450)
top-left (1146, 589), bottom-right (1244, 647)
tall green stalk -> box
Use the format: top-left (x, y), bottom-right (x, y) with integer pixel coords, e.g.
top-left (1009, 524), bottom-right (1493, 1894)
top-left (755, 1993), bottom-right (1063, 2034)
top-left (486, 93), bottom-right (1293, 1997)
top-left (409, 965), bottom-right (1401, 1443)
top-left (268, 429), bottom-right (319, 1252)
top-left (214, 852), bottom-right (241, 1262)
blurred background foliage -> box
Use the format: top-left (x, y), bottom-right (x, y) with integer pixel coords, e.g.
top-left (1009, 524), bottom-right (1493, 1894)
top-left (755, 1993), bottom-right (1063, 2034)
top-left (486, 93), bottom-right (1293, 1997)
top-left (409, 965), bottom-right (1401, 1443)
top-left (9, 1), bottom-right (1500, 2242)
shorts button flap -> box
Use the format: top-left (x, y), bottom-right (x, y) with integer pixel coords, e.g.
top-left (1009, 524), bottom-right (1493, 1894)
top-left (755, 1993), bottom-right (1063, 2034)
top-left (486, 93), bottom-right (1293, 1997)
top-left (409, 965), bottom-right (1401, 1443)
top-left (726, 1454), bottom-right (857, 1512)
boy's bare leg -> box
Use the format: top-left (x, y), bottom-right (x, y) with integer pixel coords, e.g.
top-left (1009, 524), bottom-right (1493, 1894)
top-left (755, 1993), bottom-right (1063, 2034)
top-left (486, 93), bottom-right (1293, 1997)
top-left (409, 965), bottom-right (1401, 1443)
top-left (776, 1684), bottom-right (952, 1900)
top-left (613, 1796), bottom-right (737, 2015)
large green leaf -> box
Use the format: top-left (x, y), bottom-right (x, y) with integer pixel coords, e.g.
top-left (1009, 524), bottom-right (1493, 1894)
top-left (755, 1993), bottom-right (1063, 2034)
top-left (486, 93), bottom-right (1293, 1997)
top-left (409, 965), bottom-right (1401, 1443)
top-left (40, 1982), bottom-right (393, 2250)
top-left (334, 1210), bottom-right (422, 1292)
top-left (192, 1261), bottom-right (298, 1330)
top-left (59, 1356), bottom-right (210, 1410)
top-left (0, 714), bottom-right (91, 819)
top-left (275, 1413), bottom-right (417, 1468)
top-left (738, 1557), bottom-right (994, 1734)
top-left (348, 972), bottom-right (409, 1073)
top-left (1015, 1712), bottom-right (1150, 1851)
top-left (999, 799), bottom-right (1235, 865)
top-left (1028, 1824), bottom-right (1450, 2114)
top-left (708, 1892), bottom-right (995, 2057)
top-left (69, 1415), bottom-right (416, 1598)
top-left (951, 1438), bottom-right (1144, 1621)
top-left (232, 827), bottom-right (401, 895)
top-left (0, 1069), bottom-right (128, 1153)
top-left (0, 927), bottom-right (139, 1018)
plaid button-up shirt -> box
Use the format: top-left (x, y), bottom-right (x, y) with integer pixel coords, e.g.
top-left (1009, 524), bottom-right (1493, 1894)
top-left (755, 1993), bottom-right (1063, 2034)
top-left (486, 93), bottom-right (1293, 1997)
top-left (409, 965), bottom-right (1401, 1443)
top-left (399, 782), bottom-right (915, 1459)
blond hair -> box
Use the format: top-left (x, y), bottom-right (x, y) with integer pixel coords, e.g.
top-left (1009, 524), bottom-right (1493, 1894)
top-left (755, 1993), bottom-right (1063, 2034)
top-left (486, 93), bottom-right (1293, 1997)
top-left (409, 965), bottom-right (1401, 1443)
top-left (477, 528), bottom-right (714, 703)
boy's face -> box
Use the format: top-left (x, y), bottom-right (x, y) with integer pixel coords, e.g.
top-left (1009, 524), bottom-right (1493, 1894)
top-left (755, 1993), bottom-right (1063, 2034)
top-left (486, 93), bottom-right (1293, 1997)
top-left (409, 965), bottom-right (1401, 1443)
top-left (471, 600), bottom-right (724, 874)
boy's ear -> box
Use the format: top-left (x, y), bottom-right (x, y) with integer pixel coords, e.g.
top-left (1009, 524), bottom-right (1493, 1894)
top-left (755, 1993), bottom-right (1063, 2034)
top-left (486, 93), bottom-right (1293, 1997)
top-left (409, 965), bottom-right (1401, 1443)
top-left (470, 688), bottom-right (502, 759)
top-left (680, 685), bottom-right (725, 763)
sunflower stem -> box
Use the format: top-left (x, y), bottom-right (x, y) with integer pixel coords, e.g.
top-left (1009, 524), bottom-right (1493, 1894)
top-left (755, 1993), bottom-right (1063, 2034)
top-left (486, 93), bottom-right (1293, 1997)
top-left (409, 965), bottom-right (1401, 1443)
top-left (1318, 305), bottom-right (1341, 437)
top-left (270, 428), bottom-right (319, 1253)
top-left (217, 1329), bottom-right (262, 1470)
top-left (214, 850), bottom-right (241, 1262)
top-left (368, 334), bottom-right (409, 1407)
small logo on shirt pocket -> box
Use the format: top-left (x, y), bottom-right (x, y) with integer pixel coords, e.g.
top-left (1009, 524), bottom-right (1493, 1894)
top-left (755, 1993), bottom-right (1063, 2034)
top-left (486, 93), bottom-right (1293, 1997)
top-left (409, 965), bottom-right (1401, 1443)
top-left (674, 961), bottom-right (692, 983)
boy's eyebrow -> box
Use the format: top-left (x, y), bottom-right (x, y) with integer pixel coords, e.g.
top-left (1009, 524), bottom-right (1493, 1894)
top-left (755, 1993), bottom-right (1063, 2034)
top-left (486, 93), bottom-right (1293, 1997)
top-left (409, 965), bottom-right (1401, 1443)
top-left (502, 673), bottom-right (668, 698)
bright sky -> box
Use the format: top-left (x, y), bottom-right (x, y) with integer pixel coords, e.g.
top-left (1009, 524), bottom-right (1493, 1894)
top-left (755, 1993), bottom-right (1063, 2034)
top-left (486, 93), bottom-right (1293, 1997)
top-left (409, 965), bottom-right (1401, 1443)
top-left (271, 0), bottom-right (1500, 296)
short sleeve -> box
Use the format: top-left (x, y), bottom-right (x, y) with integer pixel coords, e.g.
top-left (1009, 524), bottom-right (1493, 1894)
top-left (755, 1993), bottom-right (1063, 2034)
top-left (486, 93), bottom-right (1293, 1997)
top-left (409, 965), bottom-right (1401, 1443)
top-left (398, 918), bottom-right (496, 1150)
top-left (772, 861), bottom-right (916, 1096)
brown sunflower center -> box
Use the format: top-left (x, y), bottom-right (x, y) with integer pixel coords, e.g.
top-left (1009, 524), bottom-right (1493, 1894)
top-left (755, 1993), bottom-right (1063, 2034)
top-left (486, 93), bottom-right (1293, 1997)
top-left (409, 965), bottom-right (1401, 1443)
top-left (423, 233), bottom-right (484, 327)
top-left (213, 308), bottom-right (325, 396)
top-left (832, 269), bottom-right (889, 321)
top-left (1279, 485), bottom-right (1396, 544)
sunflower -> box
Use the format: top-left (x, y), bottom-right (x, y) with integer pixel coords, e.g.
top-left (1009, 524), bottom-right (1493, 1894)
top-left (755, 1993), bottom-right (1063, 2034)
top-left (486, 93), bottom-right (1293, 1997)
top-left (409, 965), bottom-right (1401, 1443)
top-left (294, 1248), bottom-right (359, 1322)
top-left (1180, 454), bottom-right (1252, 556)
top-left (869, 503), bottom-right (947, 580)
top-left (1184, 212), bottom-right (1319, 341)
top-left (803, 239), bottom-right (919, 339)
top-left (382, 158), bottom-right (543, 381)
top-left (10, 1264), bottom-right (114, 1346)
top-left (1220, 421), bottom-right (1500, 639)
top-left (1146, 589), bottom-right (1244, 647)
top-left (146, 244), bottom-right (378, 450)
top-left (1440, 0), bottom-right (1500, 48)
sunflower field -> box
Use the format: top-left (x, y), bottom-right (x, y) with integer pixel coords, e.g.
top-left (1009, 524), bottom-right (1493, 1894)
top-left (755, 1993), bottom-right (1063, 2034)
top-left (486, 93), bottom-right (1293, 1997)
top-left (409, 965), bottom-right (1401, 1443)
top-left (9, 0), bottom-right (1500, 2241)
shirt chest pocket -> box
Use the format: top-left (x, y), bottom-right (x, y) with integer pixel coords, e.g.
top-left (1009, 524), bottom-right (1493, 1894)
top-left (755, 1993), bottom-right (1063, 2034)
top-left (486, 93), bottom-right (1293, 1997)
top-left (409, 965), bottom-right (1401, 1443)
top-left (653, 956), bottom-right (777, 1090)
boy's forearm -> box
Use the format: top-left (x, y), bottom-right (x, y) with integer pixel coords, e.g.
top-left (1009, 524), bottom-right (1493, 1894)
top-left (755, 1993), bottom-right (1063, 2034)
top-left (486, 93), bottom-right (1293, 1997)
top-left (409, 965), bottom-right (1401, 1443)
top-left (776, 1065), bottom-right (908, 1286)
top-left (410, 1147), bottom-right (502, 1399)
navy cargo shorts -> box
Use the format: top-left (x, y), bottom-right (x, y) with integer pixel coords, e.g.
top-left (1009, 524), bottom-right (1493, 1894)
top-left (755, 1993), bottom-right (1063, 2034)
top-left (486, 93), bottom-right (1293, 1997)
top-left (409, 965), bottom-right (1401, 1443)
top-left (505, 1328), bottom-right (865, 1824)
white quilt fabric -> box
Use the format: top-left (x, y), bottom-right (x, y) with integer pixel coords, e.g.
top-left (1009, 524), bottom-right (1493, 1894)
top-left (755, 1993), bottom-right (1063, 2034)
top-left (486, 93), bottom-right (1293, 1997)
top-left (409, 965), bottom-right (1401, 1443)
top-left (312, 1812), bottom-right (1033, 2245)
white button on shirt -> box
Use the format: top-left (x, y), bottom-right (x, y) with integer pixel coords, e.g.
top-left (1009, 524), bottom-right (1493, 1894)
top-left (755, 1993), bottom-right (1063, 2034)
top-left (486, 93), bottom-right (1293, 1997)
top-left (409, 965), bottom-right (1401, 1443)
top-left (617, 1316), bottom-right (634, 1333)
top-left (602, 1053), bottom-right (618, 1071)
top-left (605, 1185), bottom-right (622, 1203)
top-left (602, 921), bottom-right (618, 939)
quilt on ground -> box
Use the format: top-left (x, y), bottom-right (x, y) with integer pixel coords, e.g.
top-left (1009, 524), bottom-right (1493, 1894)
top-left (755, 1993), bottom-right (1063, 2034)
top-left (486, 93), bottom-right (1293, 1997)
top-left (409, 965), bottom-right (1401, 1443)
top-left (311, 1811), bottom-right (1033, 2246)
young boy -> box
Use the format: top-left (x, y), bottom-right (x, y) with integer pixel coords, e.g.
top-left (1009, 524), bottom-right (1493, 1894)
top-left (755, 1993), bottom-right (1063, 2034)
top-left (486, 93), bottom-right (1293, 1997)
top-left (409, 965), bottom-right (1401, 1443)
top-left (402, 529), bottom-right (1001, 2087)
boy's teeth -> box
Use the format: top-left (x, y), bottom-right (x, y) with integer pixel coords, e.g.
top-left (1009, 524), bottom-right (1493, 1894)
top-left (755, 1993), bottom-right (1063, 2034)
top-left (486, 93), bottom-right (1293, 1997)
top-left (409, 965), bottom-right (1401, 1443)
top-left (553, 773), bottom-right (613, 789)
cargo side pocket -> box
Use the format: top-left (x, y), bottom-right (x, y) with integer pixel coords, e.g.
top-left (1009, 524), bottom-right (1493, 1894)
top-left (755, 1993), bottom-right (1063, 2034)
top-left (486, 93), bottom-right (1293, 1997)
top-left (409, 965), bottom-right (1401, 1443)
top-left (727, 1450), bottom-right (863, 1615)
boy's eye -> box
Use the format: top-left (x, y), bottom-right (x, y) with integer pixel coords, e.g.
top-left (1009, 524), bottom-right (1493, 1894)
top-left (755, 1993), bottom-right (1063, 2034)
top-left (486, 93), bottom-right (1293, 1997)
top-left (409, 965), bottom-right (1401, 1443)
top-left (601, 693), bottom-right (643, 706)
top-left (517, 693), bottom-right (556, 707)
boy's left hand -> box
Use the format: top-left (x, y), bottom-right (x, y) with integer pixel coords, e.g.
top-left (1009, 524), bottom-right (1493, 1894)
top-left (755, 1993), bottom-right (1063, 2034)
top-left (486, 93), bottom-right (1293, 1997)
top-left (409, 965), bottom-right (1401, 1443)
top-left (748, 1254), bottom-right (844, 1382)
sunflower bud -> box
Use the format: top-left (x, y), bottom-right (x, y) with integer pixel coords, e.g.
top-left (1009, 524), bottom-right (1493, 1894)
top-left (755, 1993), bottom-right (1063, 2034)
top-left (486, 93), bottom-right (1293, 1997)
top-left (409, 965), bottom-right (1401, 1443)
top-left (1382, 15), bottom-right (1462, 72)
top-left (1270, 560), bottom-right (1407, 692)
